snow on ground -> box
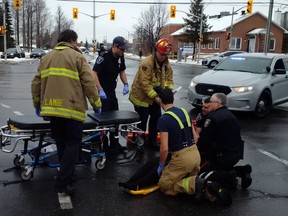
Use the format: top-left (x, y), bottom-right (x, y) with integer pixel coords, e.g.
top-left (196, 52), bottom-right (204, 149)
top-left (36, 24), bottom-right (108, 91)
top-left (0, 51), bottom-right (209, 66)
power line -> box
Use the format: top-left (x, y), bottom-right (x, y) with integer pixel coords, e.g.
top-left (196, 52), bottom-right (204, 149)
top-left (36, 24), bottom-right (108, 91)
top-left (57, 0), bottom-right (284, 6)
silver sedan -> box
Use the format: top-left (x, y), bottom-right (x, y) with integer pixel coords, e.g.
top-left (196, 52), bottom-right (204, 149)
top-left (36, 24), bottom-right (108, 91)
top-left (188, 53), bottom-right (288, 117)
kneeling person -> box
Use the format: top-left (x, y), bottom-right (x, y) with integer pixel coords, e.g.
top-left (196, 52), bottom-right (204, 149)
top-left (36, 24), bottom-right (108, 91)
top-left (157, 88), bottom-right (232, 206)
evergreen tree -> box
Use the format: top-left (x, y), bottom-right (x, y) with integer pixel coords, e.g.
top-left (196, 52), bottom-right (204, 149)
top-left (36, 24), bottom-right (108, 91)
top-left (0, 1), bottom-right (15, 51)
top-left (182, 0), bottom-right (210, 59)
top-left (84, 39), bottom-right (89, 49)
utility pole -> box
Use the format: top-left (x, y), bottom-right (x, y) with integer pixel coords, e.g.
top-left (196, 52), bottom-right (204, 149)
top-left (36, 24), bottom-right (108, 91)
top-left (264, 0), bottom-right (274, 54)
top-left (229, 7), bottom-right (234, 50)
top-left (93, 0), bottom-right (95, 56)
top-left (197, 10), bottom-right (203, 64)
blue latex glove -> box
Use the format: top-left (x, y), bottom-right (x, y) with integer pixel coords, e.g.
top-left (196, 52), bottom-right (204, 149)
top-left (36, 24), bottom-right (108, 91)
top-left (99, 88), bottom-right (107, 99)
top-left (35, 108), bottom-right (41, 117)
top-left (94, 108), bottom-right (102, 116)
top-left (123, 83), bottom-right (129, 95)
top-left (157, 163), bottom-right (164, 176)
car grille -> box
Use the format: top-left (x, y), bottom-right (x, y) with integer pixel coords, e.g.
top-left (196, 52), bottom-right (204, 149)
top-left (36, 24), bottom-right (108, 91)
top-left (195, 83), bottom-right (231, 96)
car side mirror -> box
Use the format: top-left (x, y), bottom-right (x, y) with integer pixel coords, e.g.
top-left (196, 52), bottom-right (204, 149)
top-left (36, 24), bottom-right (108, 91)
top-left (266, 66), bottom-right (271, 73)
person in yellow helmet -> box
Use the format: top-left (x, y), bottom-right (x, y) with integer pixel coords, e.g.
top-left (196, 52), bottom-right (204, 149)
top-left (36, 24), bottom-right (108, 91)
top-left (129, 38), bottom-right (174, 149)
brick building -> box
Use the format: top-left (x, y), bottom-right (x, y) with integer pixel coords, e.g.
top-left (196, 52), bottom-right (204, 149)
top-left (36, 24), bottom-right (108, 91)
top-left (164, 11), bottom-right (288, 55)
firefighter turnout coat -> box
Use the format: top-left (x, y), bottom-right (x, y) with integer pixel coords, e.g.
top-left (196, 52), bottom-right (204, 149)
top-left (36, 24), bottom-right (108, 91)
top-left (129, 54), bottom-right (173, 107)
top-left (31, 42), bottom-right (101, 122)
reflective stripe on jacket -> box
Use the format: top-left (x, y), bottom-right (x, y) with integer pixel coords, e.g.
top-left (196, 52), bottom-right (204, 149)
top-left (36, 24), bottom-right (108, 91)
top-left (129, 54), bottom-right (173, 107)
top-left (31, 42), bottom-right (101, 122)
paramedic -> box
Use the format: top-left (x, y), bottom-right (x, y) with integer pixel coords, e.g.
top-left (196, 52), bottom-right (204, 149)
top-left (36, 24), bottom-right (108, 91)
top-left (92, 36), bottom-right (129, 153)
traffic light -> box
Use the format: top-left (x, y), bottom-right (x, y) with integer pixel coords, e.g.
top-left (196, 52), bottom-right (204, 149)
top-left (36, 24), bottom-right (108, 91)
top-left (225, 32), bottom-right (231, 40)
top-left (170, 5), bottom-right (176, 18)
top-left (0, 26), bottom-right (2, 35)
top-left (72, 8), bottom-right (78, 19)
top-left (14, 0), bottom-right (21, 9)
top-left (110, 9), bottom-right (115, 21)
top-left (246, 0), bottom-right (253, 14)
top-left (199, 34), bottom-right (203, 43)
top-left (2, 25), bottom-right (7, 33)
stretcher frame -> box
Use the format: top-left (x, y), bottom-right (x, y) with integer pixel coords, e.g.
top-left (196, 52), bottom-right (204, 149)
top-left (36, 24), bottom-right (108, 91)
top-left (0, 110), bottom-right (144, 183)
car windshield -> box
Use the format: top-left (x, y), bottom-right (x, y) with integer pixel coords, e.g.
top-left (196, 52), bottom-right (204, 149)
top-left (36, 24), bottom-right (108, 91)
top-left (214, 56), bottom-right (272, 74)
top-left (32, 49), bottom-right (42, 52)
top-left (7, 48), bottom-right (17, 53)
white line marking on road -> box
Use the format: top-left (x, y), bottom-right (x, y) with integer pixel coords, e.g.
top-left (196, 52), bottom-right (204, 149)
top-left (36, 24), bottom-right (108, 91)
top-left (0, 103), bottom-right (10, 108)
top-left (257, 148), bottom-right (288, 167)
top-left (58, 193), bottom-right (73, 209)
top-left (13, 111), bottom-right (24, 116)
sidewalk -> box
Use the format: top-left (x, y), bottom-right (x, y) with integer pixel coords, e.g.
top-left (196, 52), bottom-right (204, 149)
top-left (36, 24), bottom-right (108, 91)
top-left (88, 52), bottom-right (204, 66)
top-left (0, 52), bottom-right (205, 67)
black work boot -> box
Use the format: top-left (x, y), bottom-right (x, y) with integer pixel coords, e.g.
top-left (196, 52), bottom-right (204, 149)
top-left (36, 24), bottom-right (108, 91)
top-left (206, 181), bottom-right (232, 206)
top-left (224, 170), bottom-right (238, 190)
top-left (194, 177), bottom-right (207, 202)
top-left (235, 164), bottom-right (252, 189)
top-left (118, 181), bottom-right (138, 191)
top-left (200, 170), bottom-right (238, 190)
top-left (55, 184), bottom-right (76, 195)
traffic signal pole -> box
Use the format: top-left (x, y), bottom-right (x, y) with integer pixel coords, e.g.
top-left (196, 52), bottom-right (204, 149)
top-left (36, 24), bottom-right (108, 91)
top-left (2, 0), bottom-right (7, 60)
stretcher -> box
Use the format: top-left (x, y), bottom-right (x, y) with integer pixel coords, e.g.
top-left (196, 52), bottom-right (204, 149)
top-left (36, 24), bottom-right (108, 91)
top-left (0, 110), bottom-right (144, 182)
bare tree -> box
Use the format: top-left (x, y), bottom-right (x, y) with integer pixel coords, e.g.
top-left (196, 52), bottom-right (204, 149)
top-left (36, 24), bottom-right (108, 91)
top-left (10, 1), bottom-right (73, 50)
top-left (133, 1), bottom-right (169, 54)
top-left (34, 0), bottom-right (51, 48)
top-left (50, 6), bottom-right (74, 46)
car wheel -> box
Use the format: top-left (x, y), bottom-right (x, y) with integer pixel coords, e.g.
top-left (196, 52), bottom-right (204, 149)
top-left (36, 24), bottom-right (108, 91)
top-left (254, 90), bottom-right (272, 118)
top-left (209, 60), bottom-right (218, 68)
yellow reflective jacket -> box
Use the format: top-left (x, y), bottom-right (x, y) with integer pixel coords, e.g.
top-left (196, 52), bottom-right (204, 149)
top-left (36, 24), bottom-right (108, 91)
top-left (129, 54), bottom-right (173, 107)
top-left (31, 42), bottom-right (101, 122)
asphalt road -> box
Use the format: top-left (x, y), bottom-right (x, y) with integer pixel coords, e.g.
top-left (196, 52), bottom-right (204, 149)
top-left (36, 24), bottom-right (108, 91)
top-left (0, 58), bottom-right (287, 216)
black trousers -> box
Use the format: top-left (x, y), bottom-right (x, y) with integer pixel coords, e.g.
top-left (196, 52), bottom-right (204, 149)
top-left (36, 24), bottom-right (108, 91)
top-left (127, 158), bottom-right (160, 188)
top-left (50, 117), bottom-right (83, 189)
top-left (200, 152), bottom-right (240, 173)
top-left (134, 101), bottom-right (161, 145)
top-left (101, 89), bottom-right (119, 148)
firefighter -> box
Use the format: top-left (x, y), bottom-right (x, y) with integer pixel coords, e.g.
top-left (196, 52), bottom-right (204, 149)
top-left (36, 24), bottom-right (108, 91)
top-left (129, 38), bottom-right (174, 149)
top-left (31, 29), bottom-right (102, 195)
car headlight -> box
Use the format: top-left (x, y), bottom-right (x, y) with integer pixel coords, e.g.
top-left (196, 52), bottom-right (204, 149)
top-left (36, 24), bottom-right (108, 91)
top-left (233, 86), bottom-right (254, 93)
top-left (190, 80), bottom-right (197, 87)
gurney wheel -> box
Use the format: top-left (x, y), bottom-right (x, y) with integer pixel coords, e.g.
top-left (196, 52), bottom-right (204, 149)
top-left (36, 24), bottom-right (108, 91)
top-left (13, 155), bottom-right (25, 168)
top-left (95, 158), bottom-right (105, 170)
top-left (20, 168), bottom-right (33, 181)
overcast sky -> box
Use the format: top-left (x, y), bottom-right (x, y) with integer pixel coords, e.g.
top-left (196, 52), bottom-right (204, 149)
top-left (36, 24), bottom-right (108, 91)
top-left (46, 0), bottom-right (288, 44)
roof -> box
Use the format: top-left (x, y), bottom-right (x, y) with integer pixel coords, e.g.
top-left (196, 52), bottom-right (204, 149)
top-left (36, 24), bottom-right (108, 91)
top-left (246, 28), bottom-right (273, 35)
top-left (170, 11), bottom-right (288, 36)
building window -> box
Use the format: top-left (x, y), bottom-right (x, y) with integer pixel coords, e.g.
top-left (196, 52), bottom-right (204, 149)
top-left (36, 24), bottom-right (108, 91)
top-left (214, 38), bottom-right (220, 49)
top-left (208, 38), bottom-right (214, 49)
top-left (201, 44), bottom-right (206, 49)
top-left (230, 38), bottom-right (242, 50)
top-left (269, 38), bottom-right (276, 51)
